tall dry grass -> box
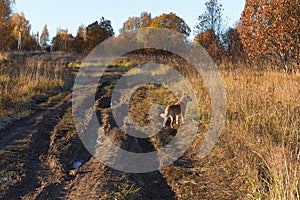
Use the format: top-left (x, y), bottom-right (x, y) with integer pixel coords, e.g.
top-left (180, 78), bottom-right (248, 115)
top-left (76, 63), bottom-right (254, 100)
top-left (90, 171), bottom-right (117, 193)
top-left (0, 54), bottom-right (76, 118)
top-left (116, 55), bottom-right (300, 199)
top-left (222, 68), bottom-right (300, 199)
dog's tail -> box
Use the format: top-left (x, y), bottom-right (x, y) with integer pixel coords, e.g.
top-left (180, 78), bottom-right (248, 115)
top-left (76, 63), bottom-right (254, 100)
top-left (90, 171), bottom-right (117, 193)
top-left (160, 105), bottom-right (170, 119)
top-left (160, 113), bottom-right (166, 118)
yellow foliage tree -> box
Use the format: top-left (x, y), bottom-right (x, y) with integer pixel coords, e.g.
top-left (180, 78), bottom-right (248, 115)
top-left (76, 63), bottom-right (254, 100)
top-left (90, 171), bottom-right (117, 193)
top-left (0, 0), bottom-right (15, 51)
top-left (52, 29), bottom-right (74, 51)
top-left (195, 29), bottom-right (220, 61)
top-left (149, 12), bottom-right (191, 37)
top-left (120, 12), bottom-right (151, 33)
top-left (9, 12), bottom-right (36, 50)
top-left (240, 0), bottom-right (300, 72)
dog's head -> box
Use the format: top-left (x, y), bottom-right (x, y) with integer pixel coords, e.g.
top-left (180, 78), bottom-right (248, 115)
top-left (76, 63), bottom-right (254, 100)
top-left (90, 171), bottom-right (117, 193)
top-left (184, 92), bottom-right (192, 102)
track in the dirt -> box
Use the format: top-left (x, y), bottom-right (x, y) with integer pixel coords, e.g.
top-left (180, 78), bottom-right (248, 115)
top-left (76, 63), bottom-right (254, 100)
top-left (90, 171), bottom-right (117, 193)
top-left (104, 72), bottom-right (177, 198)
top-left (0, 93), bottom-right (73, 199)
top-left (0, 71), bottom-right (180, 199)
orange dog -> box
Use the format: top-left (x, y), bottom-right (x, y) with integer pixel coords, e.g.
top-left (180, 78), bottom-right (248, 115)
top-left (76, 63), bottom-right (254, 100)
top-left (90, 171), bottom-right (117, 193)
top-left (160, 93), bottom-right (192, 128)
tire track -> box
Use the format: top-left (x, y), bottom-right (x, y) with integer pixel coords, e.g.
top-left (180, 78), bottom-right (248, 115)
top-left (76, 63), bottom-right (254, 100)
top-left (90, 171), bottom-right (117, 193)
top-left (0, 93), bottom-right (72, 199)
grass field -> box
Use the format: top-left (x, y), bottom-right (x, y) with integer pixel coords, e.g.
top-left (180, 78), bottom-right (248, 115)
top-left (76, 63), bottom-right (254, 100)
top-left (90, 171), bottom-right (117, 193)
top-left (0, 52), bottom-right (299, 199)
top-left (0, 52), bottom-right (79, 128)
top-left (221, 68), bottom-right (300, 199)
top-left (118, 56), bottom-right (300, 199)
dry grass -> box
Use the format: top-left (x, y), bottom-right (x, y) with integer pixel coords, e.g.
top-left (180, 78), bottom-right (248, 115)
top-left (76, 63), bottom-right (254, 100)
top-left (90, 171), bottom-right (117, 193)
top-left (178, 67), bottom-right (300, 199)
top-left (1, 51), bottom-right (299, 198)
top-left (222, 68), bottom-right (300, 199)
top-left (0, 53), bottom-right (77, 119)
top-left (118, 55), bottom-right (300, 199)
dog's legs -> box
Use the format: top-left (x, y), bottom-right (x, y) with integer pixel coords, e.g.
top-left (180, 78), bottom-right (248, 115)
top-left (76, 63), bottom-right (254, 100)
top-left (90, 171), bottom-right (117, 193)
top-left (163, 117), bottom-right (167, 127)
top-left (176, 115), bottom-right (179, 124)
top-left (181, 114), bottom-right (184, 124)
top-left (169, 116), bottom-right (173, 128)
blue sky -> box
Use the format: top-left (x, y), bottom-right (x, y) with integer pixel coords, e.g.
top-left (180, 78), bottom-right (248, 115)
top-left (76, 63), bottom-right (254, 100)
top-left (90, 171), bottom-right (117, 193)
top-left (14, 0), bottom-right (245, 39)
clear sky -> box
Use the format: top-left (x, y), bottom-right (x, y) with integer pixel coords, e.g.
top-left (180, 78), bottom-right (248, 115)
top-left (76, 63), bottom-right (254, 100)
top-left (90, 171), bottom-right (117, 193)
top-left (14, 0), bottom-right (245, 39)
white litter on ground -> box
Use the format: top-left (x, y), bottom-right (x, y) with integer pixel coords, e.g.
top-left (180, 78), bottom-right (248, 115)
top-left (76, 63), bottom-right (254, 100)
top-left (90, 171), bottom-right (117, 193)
top-left (72, 161), bottom-right (83, 169)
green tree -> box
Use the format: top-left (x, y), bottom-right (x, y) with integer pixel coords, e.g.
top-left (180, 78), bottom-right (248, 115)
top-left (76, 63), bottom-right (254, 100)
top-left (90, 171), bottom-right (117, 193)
top-left (195, 0), bottom-right (224, 36)
top-left (222, 25), bottom-right (246, 64)
top-left (70, 25), bottom-right (87, 54)
top-left (85, 17), bottom-right (114, 52)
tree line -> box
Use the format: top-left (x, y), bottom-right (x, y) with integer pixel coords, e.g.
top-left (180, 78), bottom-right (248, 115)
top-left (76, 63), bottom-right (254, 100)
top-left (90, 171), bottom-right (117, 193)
top-left (0, 0), bottom-right (299, 71)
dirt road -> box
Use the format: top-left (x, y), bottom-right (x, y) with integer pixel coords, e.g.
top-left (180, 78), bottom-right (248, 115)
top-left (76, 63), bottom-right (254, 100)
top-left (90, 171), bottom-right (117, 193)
top-left (0, 69), bottom-right (248, 199)
top-left (0, 74), bottom-right (178, 199)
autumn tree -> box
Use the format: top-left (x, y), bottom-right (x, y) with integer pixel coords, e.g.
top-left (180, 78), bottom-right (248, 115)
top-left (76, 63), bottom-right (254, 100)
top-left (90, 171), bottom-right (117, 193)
top-left (121, 12), bottom-right (190, 36)
top-left (135, 12), bottom-right (191, 56)
top-left (195, 29), bottom-right (221, 60)
top-left (194, 0), bottom-right (224, 62)
top-left (40, 24), bottom-right (49, 46)
top-left (10, 12), bottom-right (31, 40)
top-left (77, 25), bottom-right (86, 40)
top-left (149, 12), bottom-right (191, 54)
top-left (9, 12), bottom-right (36, 50)
top-left (240, 0), bottom-right (300, 72)
top-left (119, 12), bottom-right (191, 57)
top-left (0, 0), bottom-right (16, 51)
top-left (149, 12), bottom-right (191, 37)
top-left (85, 17), bottom-right (114, 52)
top-left (120, 12), bottom-right (151, 33)
top-left (51, 28), bottom-right (74, 51)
